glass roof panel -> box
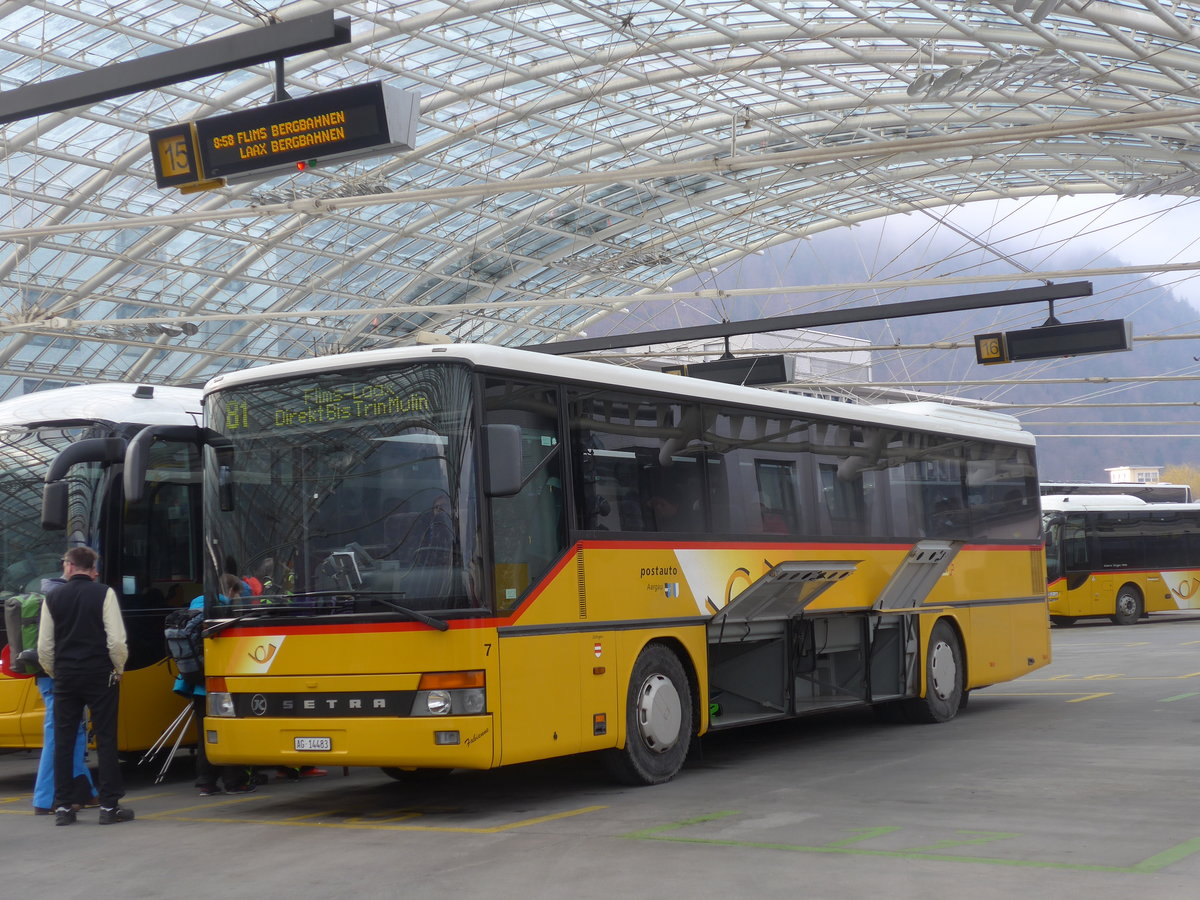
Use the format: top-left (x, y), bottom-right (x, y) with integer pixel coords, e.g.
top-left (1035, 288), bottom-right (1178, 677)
top-left (3, 1), bottom-right (1200, 394)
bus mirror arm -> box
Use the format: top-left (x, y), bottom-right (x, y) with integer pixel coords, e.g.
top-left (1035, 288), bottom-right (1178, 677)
top-left (41, 437), bottom-right (127, 531)
top-left (123, 424), bottom-right (206, 504)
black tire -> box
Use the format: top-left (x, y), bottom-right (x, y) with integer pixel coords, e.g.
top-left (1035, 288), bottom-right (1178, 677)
top-left (605, 644), bottom-right (693, 785)
top-left (902, 619), bottom-right (964, 724)
top-left (1111, 586), bottom-right (1143, 626)
top-left (1050, 616), bottom-right (1077, 627)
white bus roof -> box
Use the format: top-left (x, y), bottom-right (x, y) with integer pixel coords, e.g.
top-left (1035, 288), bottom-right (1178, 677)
top-left (1041, 494), bottom-right (1200, 513)
top-left (205, 344), bottom-right (1035, 446)
top-left (0, 383), bottom-right (201, 429)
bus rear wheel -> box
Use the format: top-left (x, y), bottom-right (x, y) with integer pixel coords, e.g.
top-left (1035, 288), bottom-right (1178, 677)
top-left (605, 644), bottom-right (693, 785)
top-left (903, 620), bottom-right (964, 724)
top-left (1111, 587), bottom-right (1143, 626)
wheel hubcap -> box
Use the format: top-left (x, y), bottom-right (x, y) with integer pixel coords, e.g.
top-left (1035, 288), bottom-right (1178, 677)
top-left (929, 640), bottom-right (958, 701)
top-left (1117, 595), bottom-right (1135, 617)
top-left (636, 673), bottom-right (682, 753)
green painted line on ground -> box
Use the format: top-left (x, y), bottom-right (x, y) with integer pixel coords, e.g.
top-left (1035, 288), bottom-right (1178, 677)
top-left (1131, 836), bottom-right (1200, 872)
top-left (622, 813), bottom-right (1200, 874)
top-left (824, 826), bottom-right (900, 847)
top-left (1160, 692), bottom-right (1200, 702)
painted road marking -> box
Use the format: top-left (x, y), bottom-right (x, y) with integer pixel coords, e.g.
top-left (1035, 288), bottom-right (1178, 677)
top-left (624, 812), bottom-right (1200, 873)
top-left (143, 804), bottom-right (606, 833)
top-left (1159, 692), bottom-right (1200, 702)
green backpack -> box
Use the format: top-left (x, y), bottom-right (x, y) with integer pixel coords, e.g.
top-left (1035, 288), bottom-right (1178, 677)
top-left (3, 592), bottom-right (46, 676)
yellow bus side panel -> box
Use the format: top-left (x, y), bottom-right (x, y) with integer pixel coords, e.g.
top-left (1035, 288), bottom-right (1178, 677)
top-left (204, 540), bottom-right (1044, 770)
top-left (1, 660), bottom-right (191, 752)
top-left (1049, 570), bottom-right (1200, 619)
top-left (0, 675), bottom-right (41, 747)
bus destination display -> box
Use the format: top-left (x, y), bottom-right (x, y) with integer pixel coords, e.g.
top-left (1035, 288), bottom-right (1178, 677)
top-left (224, 382), bottom-right (432, 432)
top-left (149, 81), bottom-right (419, 190)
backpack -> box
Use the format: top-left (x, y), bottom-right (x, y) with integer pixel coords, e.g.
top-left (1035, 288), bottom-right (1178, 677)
top-left (164, 607), bottom-right (205, 689)
top-left (3, 592), bottom-right (46, 677)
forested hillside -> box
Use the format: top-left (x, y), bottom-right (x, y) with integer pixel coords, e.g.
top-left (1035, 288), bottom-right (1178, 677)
top-left (610, 221), bottom-right (1200, 481)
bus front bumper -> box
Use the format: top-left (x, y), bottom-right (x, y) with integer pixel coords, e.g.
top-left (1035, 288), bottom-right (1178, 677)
top-left (204, 715), bottom-right (496, 770)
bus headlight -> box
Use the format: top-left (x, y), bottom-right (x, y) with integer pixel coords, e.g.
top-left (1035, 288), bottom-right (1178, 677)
top-left (410, 671), bottom-right (486, 716)
top-left (207, 692), bottom-right (235, 718)
top-left (426, 690), bottom-right (452, 715)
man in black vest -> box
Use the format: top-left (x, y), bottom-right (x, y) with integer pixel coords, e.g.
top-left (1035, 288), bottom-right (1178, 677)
top-left (36, 546), bottom-right (134, 826)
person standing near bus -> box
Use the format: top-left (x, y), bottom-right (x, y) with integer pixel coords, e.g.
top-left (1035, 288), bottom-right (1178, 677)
top-left (177, 574), bottom-right (256, 796)
top-left (36, 547), bottom-right (133, 826)
top-left (31, 574), bottom-right (96, 816)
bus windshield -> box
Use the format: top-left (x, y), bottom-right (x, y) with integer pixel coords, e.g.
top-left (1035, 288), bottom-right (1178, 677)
top-left (0, 426), bottom-right (100, 596)
top-left (204, 362), bottom-right (481, 618)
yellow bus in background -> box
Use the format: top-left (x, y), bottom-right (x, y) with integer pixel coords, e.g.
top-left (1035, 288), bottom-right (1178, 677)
top-left (129, 345), bottom-right (1050, 784)
top-left (0, 384), bottom-right (202, 754)
top-left (1044, 494), bottom-right (1200, 626)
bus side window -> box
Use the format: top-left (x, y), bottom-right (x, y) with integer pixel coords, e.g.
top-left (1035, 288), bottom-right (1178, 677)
top-left (703, 409), bottom-right (810, 536)
top-left (484, 378), bottom-right (566, 612)
top-left (569, 391), bottom-right (707, 534)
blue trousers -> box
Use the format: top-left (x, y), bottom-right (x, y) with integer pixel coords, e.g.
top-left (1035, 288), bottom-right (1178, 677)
top-left (34, 677), bottom-right (93, 810)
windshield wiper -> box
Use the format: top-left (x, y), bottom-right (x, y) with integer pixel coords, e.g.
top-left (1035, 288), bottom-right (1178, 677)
top-left (203, 606), bottom-right (293, 637)
top-left (205, 591), bottom-right (450, 633)
top-left (336, 591), bottom-right (450, 631)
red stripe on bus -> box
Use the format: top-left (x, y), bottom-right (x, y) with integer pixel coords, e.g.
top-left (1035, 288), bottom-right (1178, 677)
top-left (221, 539), bottom-right (1041, 637)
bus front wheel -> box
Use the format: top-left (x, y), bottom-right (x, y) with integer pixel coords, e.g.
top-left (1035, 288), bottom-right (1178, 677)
top-left (903, 620), bottom-right (964, 724)
top-left (605, 644), bottom-right (693, 785)
top-left (1111, 587), bottom-right (1143, 626)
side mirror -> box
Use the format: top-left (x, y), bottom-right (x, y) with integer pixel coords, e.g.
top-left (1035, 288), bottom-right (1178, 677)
top-left (124, 425), bottom-right (204, 504)
top-left (483, 424), bottom-right (522, 497)
top-left (41, 480), bottom-right (68, 531)
top-left (41, 437), bottom-right (127, 531)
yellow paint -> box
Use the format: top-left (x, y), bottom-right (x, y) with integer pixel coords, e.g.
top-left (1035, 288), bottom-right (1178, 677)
top-left (204, 541), bottom-right (1047, 771)
top-left (1049, 568), bottom-right (1200, 621)
top-left (0, 656), bottom-right (192, 752)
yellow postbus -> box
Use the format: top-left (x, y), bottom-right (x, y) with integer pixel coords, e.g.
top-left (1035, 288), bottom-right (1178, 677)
top-left (0, 384), bottom-right (203, 754)
top-left (127, 345), bottom-right (1050, 784)
top-left (1043, 494), bottom-right (1200, 626)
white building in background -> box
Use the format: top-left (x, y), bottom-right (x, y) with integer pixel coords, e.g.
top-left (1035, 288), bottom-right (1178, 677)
top-left (1106, 465), bottom-right (1162, 484)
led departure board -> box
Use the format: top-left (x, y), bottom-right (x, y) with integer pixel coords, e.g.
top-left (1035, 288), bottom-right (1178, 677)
top-left (223, 381), bottom-right (433, 433)
top-left (974, 318), bottom-right (1131, 365)
top-left (149, 81), bottom-right (419, 191)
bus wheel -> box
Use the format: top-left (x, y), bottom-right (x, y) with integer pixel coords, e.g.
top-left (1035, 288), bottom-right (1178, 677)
top-left (1111, 587), bottom-right (1143, 626)
top-left (903, 620), bottom-right (964, 724)
top-left (1050, 616), bottom-right (1077, 627)
top-left (606, 644), bottom-right (693, 785)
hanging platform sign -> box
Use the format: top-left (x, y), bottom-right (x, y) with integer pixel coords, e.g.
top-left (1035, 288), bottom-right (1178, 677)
top-left (149, 81), bottom-right (419, 191)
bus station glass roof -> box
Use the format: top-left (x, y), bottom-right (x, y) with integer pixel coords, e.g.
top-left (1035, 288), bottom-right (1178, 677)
top-left (3, 1), bottom-right (1200, 395)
